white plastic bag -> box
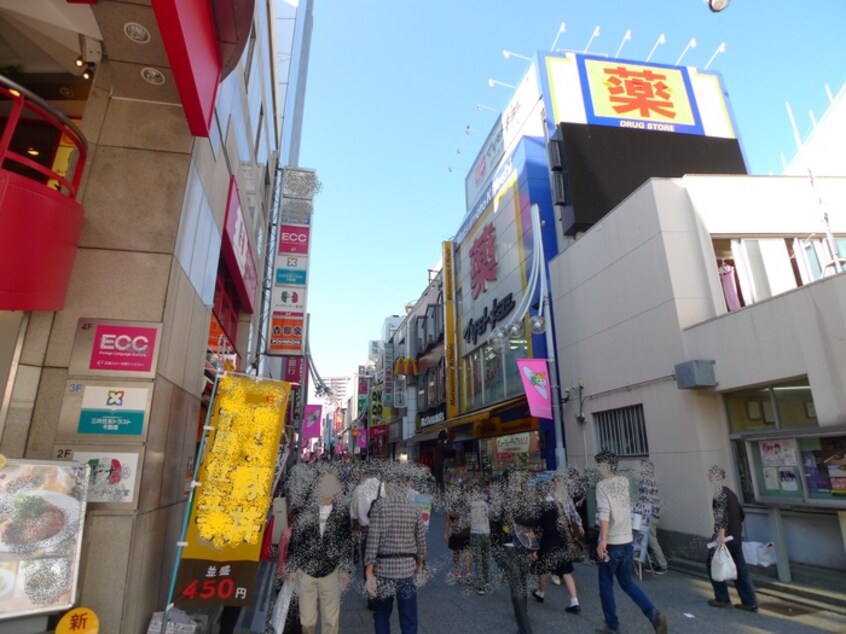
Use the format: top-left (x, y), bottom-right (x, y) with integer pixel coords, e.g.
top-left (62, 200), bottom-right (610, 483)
top-left (758, 542), bottom-right (777, 567)
top-left (711, 544), bottom-right (738, 582)
top-left (271, 582), bottom-right (294, 634)
top-left (742, 541), bottom-right (761, 566)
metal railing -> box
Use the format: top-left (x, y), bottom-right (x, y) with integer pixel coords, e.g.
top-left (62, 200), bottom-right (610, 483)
top-left (0, 74), bottom-right (87, 198)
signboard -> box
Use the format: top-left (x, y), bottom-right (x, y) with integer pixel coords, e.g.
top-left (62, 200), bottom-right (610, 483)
top-left (56, 607), bottom-right (99, 634)
top-left (0, 460), bottom-right (89, 621)
top-left (268, 312), bottom-right (305, 355)
top-left (516, 359), bottom-right (553, 419)
top-left (278, 224), bottom-right (311, 255)
top-left (443, 242), bottom-right (458, 419)
top-left (69, 319), bottom-right (162, 379)
top-left (53, 446), bottom-right (143, 509)
top-left (223, 177), bottom-right (258, 313)
top-left (275, 254), bottom-right (308, 286)
top-left (383, 342), bottom-right (394, 407)
top-left (394, 375), bottom-right (407, 408)
top-left (303, 405), bottom-right (322, 442)
top-left (176, 375), bottom-right (290, 607)
top-left (271, 285), bottom-right (307, 313)
top-left (578, 56), bottom-right (703, 136)
top-left (281, 356), bottom-right (305, 384)
top-left (57, 379), bottom-right (153, 442)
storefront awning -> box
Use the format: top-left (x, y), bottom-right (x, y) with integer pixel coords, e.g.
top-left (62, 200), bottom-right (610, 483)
top-left (418, 395), bottom-right (527, 436)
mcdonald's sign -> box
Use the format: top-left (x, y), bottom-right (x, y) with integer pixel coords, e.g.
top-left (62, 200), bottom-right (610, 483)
top-left (393, 357), bottom-right (418, 377)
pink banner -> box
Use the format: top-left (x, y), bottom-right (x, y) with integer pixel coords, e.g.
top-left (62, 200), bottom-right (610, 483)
top-left (517, 359), bottom-right (553, 419)
top-left (302, 405), bottom-right (322, 442)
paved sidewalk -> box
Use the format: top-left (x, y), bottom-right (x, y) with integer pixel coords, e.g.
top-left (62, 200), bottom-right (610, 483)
top-left (339, 513), bottom-right (846, 633)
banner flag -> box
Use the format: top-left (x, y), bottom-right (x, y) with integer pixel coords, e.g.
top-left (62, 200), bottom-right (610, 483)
top-left (516, 358), bottom-right (553, 419)
top-left (302, 405), bottom-right (322, 442)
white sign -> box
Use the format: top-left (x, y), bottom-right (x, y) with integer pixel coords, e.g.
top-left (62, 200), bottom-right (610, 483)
top-left (272, 285), bottom-right (307, 313)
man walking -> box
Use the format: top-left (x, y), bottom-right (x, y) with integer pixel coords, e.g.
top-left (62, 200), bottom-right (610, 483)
top-left (594, 450), bottom-right (668, 634)
top-left (637, 459), bottom-right (668, 574)
top-left (364, 472), bottom-right (426, 634)
top-left (706, 465), bottom-right (758, 611)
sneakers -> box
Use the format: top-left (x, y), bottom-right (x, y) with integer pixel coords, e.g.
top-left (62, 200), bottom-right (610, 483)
top-left (708, 599), bottom-right (731, 608)
top-left (564, 604), bottom-right (581, 614)
top-left (735, 603), bottom-right (759, 612)
top-left (532, 590), bottom-right (544, 603)
top-left (651, 611), bottom-right (668, 634)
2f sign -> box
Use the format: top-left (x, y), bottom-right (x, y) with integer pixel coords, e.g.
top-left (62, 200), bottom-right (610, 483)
top-left (279, 224), bottom-right (310, 255)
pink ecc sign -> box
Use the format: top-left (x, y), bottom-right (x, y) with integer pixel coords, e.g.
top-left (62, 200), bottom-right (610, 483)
top-left (89, 324), bottom-right (159, 373)
top-left (278, 224), bottom-right (310, 255)
top-left (516, 358), bottom-right (553, 419)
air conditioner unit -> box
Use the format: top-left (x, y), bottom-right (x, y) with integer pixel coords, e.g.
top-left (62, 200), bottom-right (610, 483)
top-left (547, 138), bottom-right (564, 172)
top-left (674, 360), bottom-right (717, 389)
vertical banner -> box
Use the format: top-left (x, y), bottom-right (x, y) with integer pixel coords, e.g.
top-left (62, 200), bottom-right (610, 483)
top-left (443, 242), bottom-right (459, 418)
top-left (176, 374), bottom-right (290, 607)
top-left (383, 342), bottom-right (394, 407)
top-left (302, 405), bottom-right (322, 443)
top-left (516, 359), bottom-right (553, 419)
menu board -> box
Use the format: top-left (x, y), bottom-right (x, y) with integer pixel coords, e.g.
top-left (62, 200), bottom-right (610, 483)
top-left (0, 460), bottom-right (88, 620)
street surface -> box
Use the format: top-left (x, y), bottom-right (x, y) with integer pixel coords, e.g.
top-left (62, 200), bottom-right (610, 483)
top-left (339, 513), bottom-right (846, 634)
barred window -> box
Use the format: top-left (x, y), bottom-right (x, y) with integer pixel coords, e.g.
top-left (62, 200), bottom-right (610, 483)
top-left (595, 404), bottom-right (650, 457)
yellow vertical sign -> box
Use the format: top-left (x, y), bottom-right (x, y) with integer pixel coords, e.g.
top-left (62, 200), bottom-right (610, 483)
top-left (443, 241), bottom-right (459, 418)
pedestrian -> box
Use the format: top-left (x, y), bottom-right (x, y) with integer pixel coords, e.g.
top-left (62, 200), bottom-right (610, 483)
top-left (351, 467), bottom-right (385, 609)
top-left (706, 465), bottom-right (758, 612)
top-left (594, 450), bottom-right (668, 634)
top-left (568, 466), bottom-right (589, 530)
top-left (364, 472), bottom-right (427, 634)
top-left (444, 481), bottom-right (472, 582)
top-left (468, 482), bottom-right (492, 595)
top-left (490, 471), bottom-right (537, 634)
top-left (286, 472), bottom-right (353, 634)
top-left (534, 477), bottom-right (582, 614)
top-left (636, 459), bottom-right (668, 574)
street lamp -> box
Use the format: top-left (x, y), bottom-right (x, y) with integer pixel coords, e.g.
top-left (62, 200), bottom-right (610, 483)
top-left (490, 204), bottom-right (567, 471)
top-left (708, 0), bottom-right (730, 12)
top-left (488, 78), bottom-right (516, 90)
top-left (614, 29), bottom-right (632, 58)
top-left (674, 37), bottom-right (697, 65)
top-left (645, 33), bottom-right (666, 62)
top-left (503, 49), bottom-right (532, 62)
top-left (704, 42), bottom-right (726, 70)
top-left (550, 22), bottom-right (566, 51)
top-left (583, 26), bottom-right (600, 54)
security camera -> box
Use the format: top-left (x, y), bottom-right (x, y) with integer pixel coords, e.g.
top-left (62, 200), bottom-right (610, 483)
top-left (562, 388), bottom-right (570, 403)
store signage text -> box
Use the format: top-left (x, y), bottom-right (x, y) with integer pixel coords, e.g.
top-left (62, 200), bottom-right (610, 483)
top-left (463, 292), bottom-right (516, 345)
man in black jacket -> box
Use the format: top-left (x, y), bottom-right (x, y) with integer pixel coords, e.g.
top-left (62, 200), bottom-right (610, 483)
top-left (287, 472), bottom-right (353, 634)
top-left (706, 465), bottom-right (758, 612)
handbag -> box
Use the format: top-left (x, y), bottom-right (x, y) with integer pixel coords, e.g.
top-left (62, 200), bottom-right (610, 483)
top-left (271, 581), bottom-right (294, 634)
top-left (510, 521), bottom-right (539, 552)
top-left (711, 544), bottom-right (738, 582)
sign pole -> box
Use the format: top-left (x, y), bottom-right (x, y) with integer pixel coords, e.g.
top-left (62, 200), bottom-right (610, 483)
top-left (159, 373), bottom-right (221, 634)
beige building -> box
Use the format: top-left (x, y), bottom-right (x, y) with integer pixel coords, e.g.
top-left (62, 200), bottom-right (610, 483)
top-left (0, 1), bottom-right (312, 632)
top-left (550, 174), bottom-right (846, 577)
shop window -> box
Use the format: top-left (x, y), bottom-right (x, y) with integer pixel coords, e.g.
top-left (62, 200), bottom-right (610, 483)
top-left (725, 378), bottom-right (817, 433)
top-left (800, 435), bottom-right (846, 502)
top-left (594, 405), bottom-right (649, 457)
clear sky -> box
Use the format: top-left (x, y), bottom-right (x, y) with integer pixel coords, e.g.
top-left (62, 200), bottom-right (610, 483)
top-left (298, 0), bottom-right (846, 379)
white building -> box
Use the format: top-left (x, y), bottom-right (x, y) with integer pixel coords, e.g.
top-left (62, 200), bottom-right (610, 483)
top-left (550, 174), bottom-right (846, 577)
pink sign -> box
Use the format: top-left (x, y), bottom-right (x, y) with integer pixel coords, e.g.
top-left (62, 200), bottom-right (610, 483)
top-left (223, 178), bottom-right (258, 313)
top-left (282, 356), bottom-right (305, 384)
top-left (89, 324), bottom-right (159, 373)
top-left (303, 405), bottom-right (322, 442)
top-left (516, 358), bottom-right (553, 419)
top-left (278, 224), bottom-right (311, 255)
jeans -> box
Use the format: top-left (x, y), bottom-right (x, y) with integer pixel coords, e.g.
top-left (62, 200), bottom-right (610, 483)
top-left (598, 543), bottom-right (658, 631)
top-left (373, 576), bottom-right (417, 634)
top-left (707, 538), bottom-right (758, 607)
top-left (470, 533), bottom-right (491, 588)
top-left (497, 546), bottom-right (534, 634)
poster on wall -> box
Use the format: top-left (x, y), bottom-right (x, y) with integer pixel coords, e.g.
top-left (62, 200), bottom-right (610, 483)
top-left (0, 460), bottom-right (89, 621)
top-left (821, 437), bottom-right (846, 495)
top-left (631, 506), bottom-right (652, 564)
top-left (759, 439), bottom-right (799, 467)
top-left (53, 446), bottom-right (143, 508)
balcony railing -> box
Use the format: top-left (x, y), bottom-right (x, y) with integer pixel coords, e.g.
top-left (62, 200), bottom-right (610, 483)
top-left (0, 74), bottom-right (88, 311)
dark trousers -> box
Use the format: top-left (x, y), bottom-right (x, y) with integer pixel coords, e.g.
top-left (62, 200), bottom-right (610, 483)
top-left (706, 538), bottom-right (758, 607)
top-left (497, 546), bottom-right (534, 634)
top-left (373, 576), bottom-right (417, 634)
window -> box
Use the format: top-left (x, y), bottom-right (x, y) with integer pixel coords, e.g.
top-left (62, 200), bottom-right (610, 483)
top-left (725, 378), bottom-right (817, 433)
top-left (594, 405), bottom-right (649, 457)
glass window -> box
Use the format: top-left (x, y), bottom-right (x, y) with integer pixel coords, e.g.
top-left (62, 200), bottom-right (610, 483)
top-left (725, 386), bottom-right (774, 433)
top-left (733, 440), bottom-right (755, 504)
top-left (773, 379), bottom-right (817, 429)
top-left (483, 346), bottom-right (504, 404)
top-left (750, 438), bottom-right (804, 500)
top-left (726, 379), bottom-right (817, 433)
top-left (800, 435), bottom-right (846, 501)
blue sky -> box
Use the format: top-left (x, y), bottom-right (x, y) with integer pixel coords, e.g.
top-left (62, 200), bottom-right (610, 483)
top-left (298, 0), bottom-right (846, 379)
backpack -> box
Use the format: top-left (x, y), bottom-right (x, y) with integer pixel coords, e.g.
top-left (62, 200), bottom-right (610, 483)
top-left (510, 521), bottom-right (540, 552)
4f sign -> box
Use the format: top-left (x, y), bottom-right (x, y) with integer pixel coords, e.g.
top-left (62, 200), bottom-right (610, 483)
top-left (69, 320), bottom-right (163, 379)
top-left (279, 224), bottom-right (310, 254)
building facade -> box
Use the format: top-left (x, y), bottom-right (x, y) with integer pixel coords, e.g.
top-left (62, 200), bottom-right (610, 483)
top-left (0, 1), bottom-right (311, 631)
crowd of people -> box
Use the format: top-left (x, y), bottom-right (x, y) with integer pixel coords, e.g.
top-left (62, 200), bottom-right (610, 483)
top-left (268, 453), bottom-right (757, 634)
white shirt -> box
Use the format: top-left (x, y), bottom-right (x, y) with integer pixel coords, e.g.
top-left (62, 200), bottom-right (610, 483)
top-left (319, 504), bottom-right (332, 538)
top-left (350, 477), bottom-right (383, 527)
top-left (596, 475), bottom-right (633, 545)
top-left (470, 499), bottom-right (490, 535)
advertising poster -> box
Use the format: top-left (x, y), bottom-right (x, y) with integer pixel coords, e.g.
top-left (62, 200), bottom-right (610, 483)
top-left (272, 285), bottom-right (307, 313)
top-left (779, 467), bottom-right (799, 492)
top-left (631, 506), bottom-right (652, 564)
top-left (268, 312), bottom-right (305, 355)
top-left (54, 447), bottom-right (142, 507)
top-left (759, 439), bottom-right (799, 468)
top-left (516, 359), bottom-right (552, 419)
top-left (302, 405), bottom-right (322, 442)
top-left (821, 437), bottom-right (846, 496)
top-left (763, 467), bottom-right (780, 491)
top-left (278, 224), bottom-right (310, 255)
top-left (176, 374), bottom-right (290, 607)
top-left (0, 460), bottom-right (89, 621)
top-left (275, 254), bottom-right (308, 286)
